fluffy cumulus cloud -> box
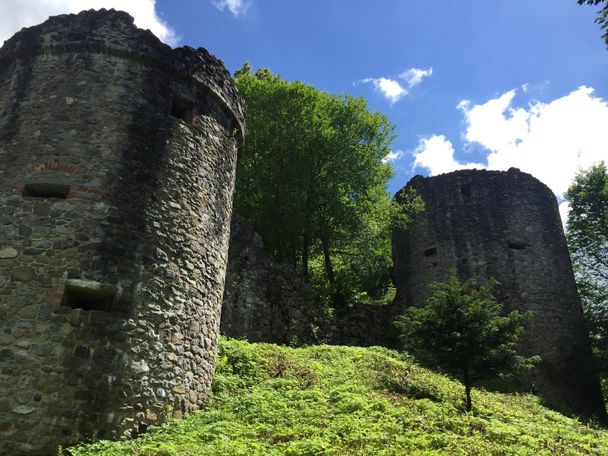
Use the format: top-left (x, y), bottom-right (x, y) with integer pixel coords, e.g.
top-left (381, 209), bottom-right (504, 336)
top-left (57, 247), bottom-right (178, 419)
top-left (382, 150), bottom-right (404, 164)
top-left (361, 77), bottom-right (408, 104)
top-left (412, 85), bottom-right (608, 221)
top-left (361, 66), bottom-right (433, 104)
top-left (413, 135), bottom-right (484, 174)
top-left (400, 67), bottom-right (433, 88)
top-left (0, 0), bottom-right (178, 46)
top-left (212, 0), bottom-right (250, 17)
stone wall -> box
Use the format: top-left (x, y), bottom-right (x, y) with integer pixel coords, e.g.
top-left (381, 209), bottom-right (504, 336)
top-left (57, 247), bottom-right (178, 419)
top-left (221, 214), bottom-right (322, 345)
top-left (392, 168), bottom-right (606, 419)
top-left (0, 10), bottom-right (244, 454)
top-left (325, 301), bottom-right (401, 348)
top-left (221, 215), bottom-right (401, 347)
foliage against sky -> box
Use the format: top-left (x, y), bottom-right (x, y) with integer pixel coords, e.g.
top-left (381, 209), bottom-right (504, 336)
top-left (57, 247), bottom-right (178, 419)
top-left (565, 162), bottom-right (608, 371)
top-left (578, 0), bottom-right (608, 45)
top-left (233, 67), bottom-right (410, 306)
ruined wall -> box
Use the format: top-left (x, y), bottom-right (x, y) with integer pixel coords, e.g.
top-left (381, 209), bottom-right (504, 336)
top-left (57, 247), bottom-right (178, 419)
top-left (221, 215), bottom-right (400, 347)
top-left (392, 168), bottom-right (605, 419)
top-left (325, 301), bottom-right (401, 348)
top-left (0, 10), bottom-right (244, 454)
top-left (221, 214), bottom-right (322, 345)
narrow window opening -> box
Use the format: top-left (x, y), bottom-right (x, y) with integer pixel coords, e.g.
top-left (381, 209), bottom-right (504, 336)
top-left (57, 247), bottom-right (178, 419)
top-left (461, 183), bottom-right (471, 198)
top-left (171, 94), bottom-right (197, 125)
top-left (424, 246), bottom-right (437, 257)
top-left (508, 240), bottom-right (526, 250)
top-left (61, 280), bottom-right (116, 312)
top-left (23, 183), bottom-right (70, 198)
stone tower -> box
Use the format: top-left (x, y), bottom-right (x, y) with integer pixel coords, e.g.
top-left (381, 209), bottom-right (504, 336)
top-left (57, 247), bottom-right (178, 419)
top-left (392, 168), bottom-right (606, 419)
top-left (0, 10), bottom-right (244, 454)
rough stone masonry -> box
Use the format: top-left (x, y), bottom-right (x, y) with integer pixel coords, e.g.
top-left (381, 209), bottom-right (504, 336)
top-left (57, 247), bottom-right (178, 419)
top-left (0, 9), bottom-right (244, 454)
top-left (392, 168), bottom-right (606, 420)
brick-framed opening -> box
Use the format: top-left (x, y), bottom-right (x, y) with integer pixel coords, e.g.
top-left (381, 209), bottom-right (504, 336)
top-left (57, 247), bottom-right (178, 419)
top-left (23, 182), bottom-right (70, 198)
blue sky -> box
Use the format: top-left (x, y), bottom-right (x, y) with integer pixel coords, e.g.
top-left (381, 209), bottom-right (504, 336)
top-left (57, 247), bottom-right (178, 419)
top-left (2, 0), bottom-right (608, 218)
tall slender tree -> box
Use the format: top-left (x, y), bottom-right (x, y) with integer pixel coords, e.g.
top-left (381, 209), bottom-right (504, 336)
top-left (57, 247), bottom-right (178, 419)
top-left (234, 66), bottom-right (421, 307)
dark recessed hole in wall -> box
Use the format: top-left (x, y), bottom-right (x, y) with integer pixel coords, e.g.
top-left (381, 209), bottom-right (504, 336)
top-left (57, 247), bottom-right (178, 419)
top-left (424, 246), bottom-right (437, 257)
top-left (508, 240), bottom-right (527, 250)
top-left (461, 183), bottom-right (471, 198)
top-left (23, 183), bottom-right (70, 198)
top-left (171, 94), bottom-right (197, 125)
top-left (61, 280), bottom-right (116, 312)
top-left (131, 422), bottom-right (149, 438)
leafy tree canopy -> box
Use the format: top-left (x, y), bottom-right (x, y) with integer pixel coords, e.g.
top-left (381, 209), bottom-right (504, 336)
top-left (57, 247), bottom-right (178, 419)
top-left (565, 161), bottom-right (608, 369)
top-left (579, 0), bottom-right (608, 45)
top-left (394, 271), bottom-right (538, 411)
top-left (234, 64), bottom-right (422, 308)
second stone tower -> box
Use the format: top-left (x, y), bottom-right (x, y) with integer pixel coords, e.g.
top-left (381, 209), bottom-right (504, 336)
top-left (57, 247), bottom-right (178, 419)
top-left (392, 168), bottom-right (605, 420)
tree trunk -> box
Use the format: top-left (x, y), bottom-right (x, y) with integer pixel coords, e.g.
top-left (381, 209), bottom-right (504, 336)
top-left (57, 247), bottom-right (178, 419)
top-left (302, 231), bottom-right (310, 278)
top-left (463, 366), bottom-right (472, 412)
top-left (322, 234), bottom-right (346, 310)
top-left (290, 233), bottom-right (297, 269)
top-left (321, 235), bottom-right (335, 285)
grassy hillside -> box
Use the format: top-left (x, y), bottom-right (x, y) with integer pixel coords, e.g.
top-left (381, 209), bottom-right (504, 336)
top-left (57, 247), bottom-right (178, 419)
top-left (68, 338), bottom-right (608, 455)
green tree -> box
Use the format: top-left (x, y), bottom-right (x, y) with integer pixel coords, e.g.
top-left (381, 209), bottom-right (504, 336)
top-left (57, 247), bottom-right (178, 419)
top-left (234, 65), bottom-right (422, 308)
top-left (578, 0), bottom-right (608, 45)
top-left (565, 162), bottom-right (608, 370)
top-left (394, 271), bottom-right (538, 411)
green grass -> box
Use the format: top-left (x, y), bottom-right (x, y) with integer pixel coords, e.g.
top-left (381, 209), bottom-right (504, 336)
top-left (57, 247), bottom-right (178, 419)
top-left (68, 337), bottom-right (608, 455)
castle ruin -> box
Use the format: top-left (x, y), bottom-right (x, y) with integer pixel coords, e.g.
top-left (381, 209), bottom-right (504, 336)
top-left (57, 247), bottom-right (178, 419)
top-left (392, 168), bottom-right (606, 419)
top-left (0, 9), bottom-right (605, 455)
top-left (0, 10), bottom-right (244, 454)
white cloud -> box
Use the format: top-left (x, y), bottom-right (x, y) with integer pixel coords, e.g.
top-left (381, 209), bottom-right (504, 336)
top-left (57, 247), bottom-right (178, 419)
top-left (360, 66), bottom-right (432, 104)
top-left (361, 77), bottom-right (408, 104)
top-left (382, 149), bottom-right (404, 164)
top-left (458, 90), bottom-right (530, 153)
top-left (461, 85), bottom-right (608, 197)
top-left (212, 0), bottom-right (250, 17)
top-left (412, 86), bottom-right (608, 224)
top-left (400, 67), bottom-right (433, 88)
top-left (0, 0), bottom-right (178, 46)
top-left (559, 200), bottom-right (571, 226)
top-left (412, 135), bottom-right (484, 175)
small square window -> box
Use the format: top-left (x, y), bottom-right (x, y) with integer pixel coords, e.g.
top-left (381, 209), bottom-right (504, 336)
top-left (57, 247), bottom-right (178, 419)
top-left (424, 246), bottom-right (437, 257)
top-left (61, 280), bottom-right (116, 312)
top-left (23, 183), bottom-right (70, 198)
top-left (508, 240), bottom-right (526, 250)
top-left (461, 183), bottom-right (471, 198)
top-left (171, 94), bottom-right (197, 125)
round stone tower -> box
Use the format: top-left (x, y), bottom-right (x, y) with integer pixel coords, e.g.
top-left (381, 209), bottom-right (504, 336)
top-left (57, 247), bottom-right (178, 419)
top-left (392, 168), bottom-right (606, 420)
top-left (0, 9), bottom-right (244, 454)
